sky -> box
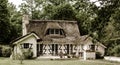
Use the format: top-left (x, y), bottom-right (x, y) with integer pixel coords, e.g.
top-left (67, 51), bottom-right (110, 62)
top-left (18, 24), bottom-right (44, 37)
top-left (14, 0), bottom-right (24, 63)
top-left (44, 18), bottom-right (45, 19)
top-left (8, 0), bottom-right (100, 8)
top-left (8, 0), bottom-right (23, 8)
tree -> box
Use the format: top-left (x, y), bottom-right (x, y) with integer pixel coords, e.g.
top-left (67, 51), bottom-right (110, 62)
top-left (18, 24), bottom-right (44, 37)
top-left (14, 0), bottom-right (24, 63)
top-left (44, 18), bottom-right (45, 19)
top-left (94, 0), bottom-right (120, 56)
top-left (0, 1), bottom-right (22, 44)
top-left (8, 3), bottom-right (22, 44)
top-left (51, 3), bottom-right (76, 20)
top-left (112, 44), bottom-right (120, 57)
top-left (0, 0), bottom-right (10, 44)
top-left (95, 0), bottom-right (120, 41)
top-left (20, 0), bottom-right (43, 19)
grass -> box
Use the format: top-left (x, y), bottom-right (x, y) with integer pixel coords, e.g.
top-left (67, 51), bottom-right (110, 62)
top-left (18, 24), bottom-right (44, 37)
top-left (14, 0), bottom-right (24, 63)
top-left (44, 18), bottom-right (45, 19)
top-left (0, 57), bottom-right (120, 65)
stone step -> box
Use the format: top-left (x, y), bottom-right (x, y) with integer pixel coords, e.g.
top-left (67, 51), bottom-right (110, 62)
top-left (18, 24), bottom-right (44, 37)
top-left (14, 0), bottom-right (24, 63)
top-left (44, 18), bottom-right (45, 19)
top-left (37, 56), bottom-right (60, 59)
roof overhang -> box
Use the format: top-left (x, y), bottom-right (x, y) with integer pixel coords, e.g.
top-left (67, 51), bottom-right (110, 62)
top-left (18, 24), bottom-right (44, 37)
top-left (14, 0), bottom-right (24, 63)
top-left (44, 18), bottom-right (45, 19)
top-left (12, 32), bottom-right (40, 45)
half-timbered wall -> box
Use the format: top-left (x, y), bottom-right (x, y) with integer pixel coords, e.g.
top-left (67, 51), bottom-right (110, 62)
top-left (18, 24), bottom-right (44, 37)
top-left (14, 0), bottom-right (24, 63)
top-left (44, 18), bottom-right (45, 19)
top-left (37, 43), bottom-right (84, 57)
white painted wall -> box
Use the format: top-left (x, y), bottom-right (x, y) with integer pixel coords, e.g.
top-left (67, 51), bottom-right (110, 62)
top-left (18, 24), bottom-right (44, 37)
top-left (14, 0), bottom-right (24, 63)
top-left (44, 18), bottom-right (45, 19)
top-left (83, 39), bottom-right (93, 51)
top-left (97, 45), bottom-right (105, 56)
top-left (14, 35), bottom-right (37, 57)
top-left (82, 37), bottom-right (105, 59)
top-left (22, 15), bottom-right (29, 36)
top-left (86, 52), bottom-right (96, 59)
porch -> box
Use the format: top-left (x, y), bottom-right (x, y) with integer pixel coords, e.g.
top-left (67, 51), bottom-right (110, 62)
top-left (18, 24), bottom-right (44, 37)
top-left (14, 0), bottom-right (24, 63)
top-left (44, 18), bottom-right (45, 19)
top-left (36, 44), bottom-right (84, 58)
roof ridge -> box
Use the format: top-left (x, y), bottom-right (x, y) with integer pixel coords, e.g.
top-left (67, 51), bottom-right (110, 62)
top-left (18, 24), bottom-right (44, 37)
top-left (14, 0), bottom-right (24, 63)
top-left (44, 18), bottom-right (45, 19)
top-left (29, 20), bottom-right (77, 23)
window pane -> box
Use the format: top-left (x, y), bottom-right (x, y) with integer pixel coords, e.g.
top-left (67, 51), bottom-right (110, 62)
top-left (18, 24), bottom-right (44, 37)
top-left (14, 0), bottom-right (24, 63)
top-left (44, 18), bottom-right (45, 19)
top-left (55, 44), bottom-right (58, 55)
top-left (60, 29), bottom-right (63, 35)
top-left (24, 43), bottom-right (29, 49)
top-left (52, 44), bottom-right (54, 55)
top-left (55, 29), bottom-right (59, 34)
top-left (51, 29), bottom-right (54, 34)
top-left (90, 45), bottom-right (95, 51)
top-left (60, 29), bottom-right (64, 35)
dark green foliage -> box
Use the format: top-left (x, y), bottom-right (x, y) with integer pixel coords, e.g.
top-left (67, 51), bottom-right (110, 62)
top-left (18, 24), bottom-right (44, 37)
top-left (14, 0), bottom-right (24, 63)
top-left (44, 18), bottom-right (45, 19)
top-left (0, 0), bottom-right (11, 44)
top-left (8, 3), bottom-right (22, 44)
top-left (2, 47), bottom-right (11, 57)
top-left (51, 4), bottom-right (76, 20)
top-left (111, 45), bottom-right (120, 57)
top-left (0, 0), bottom-right (22, 45)
top-left (0, 45), bottom-right (11, 57)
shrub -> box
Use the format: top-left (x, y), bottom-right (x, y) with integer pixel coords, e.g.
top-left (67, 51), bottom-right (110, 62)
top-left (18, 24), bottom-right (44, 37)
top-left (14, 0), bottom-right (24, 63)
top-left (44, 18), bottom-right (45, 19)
top-left (112, 45), bottom-right (120, 57)
top-left (23, 49), bottom-right (33, 59)
top-left (59, 51), bottom-right (63, 58)
top-left (1, 46), bottom-right (11, 57)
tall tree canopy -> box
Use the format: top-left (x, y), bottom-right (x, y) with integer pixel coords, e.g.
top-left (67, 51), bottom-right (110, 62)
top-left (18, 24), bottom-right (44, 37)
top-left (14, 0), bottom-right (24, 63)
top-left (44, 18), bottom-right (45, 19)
top-left (20, 0), bottom-right (97, 35)
top-left (0, 0), bottom-right (10, 44)
top-left (8, 3), bottom-right (22, 44)
top-left (94, 0), bottom-right (120, 56)
top-left (0, 0), bottom-right (22, 44)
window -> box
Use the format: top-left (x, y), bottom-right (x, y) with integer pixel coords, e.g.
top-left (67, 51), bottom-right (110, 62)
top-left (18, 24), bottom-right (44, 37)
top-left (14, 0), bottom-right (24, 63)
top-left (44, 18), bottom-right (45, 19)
top-left (51, 29), bottom-right (54, 34)
top-left (46, 29), bottom-right (50, 35)
top-left (24, 43), bottom-right (29, 48)
top-left (55, 29), bottom-right (59, 34)
top-left (70, 44), bottom-right (73, 54)
top-left (60, 29), bottom-right (64, 35)
top-left (46, 28), bottom-right (65, 36)
top-left (21, 43), bottom-right (32, 49)
top-left (90, 44), bottom-right (95, 51)
top-left (51, 44), bottom-right (58, 55)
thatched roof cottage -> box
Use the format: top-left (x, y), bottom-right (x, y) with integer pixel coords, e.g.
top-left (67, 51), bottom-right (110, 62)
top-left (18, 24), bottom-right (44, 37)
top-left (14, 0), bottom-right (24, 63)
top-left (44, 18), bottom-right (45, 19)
top-left (11, 15), bottom-right (106, 60)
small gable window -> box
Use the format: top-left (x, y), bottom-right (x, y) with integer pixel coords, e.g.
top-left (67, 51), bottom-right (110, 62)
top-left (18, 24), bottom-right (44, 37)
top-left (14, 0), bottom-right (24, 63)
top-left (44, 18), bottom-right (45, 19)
top-left (21, 43), bottom-right (33, 49)
top-left (89, 44), bottom-right (95, 51)
top-left (24, 43), bottom-right (29, 48)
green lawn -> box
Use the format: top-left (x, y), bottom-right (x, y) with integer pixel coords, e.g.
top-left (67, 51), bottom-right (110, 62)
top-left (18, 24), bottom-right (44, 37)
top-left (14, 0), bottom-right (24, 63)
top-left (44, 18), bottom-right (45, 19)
top-left (0, 57), bottom-right (119, 65)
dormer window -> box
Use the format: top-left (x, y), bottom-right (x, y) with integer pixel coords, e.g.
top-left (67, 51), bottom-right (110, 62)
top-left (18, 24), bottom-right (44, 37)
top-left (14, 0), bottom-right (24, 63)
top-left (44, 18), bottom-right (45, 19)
top-left (51, 29), bottom-right (54, 34)
top-left (46, 29), bottom-right (65, 36)
top-left (55, 29), bottom-right (59, 34)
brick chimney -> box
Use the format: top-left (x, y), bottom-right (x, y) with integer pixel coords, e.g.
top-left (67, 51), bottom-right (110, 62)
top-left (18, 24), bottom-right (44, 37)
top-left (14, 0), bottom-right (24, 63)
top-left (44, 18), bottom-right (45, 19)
top-left (22, 15), bottom-right (29, 36)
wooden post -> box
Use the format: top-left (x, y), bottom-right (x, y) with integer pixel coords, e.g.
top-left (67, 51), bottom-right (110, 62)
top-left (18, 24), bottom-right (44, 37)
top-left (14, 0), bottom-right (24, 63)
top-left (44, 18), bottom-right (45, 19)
top-left (69, 44), bottom-right (70, 55)
top-left (83, 50), bottom-right (87, 60)
top-left (54, 44), bottom-right (55, 56)
top-left (46, 44), bottom-right (49, 56)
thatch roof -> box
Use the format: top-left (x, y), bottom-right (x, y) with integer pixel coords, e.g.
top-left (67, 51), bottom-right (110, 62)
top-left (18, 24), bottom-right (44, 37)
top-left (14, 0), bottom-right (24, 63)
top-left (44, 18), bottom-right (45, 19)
top-left (80, 35), bottom-right (106, 48)
top-left (46, 22), bottom-right (62, 29)
top-left (27, 20), bottom-right (80, 42)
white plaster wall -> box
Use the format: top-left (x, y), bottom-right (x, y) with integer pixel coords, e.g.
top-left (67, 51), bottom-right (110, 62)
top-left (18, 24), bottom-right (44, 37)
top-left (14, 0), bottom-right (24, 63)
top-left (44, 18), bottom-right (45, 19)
top-left (86, 52), bottom-right (95, 59)
top-left (83, 40), bottom-right (93, 51)
top-left (14, 35), bottom-right (37, 57)
top-left (83, 39), bottom-right (105, 56)
top-left (97, 45), bottom-right (105, 56)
